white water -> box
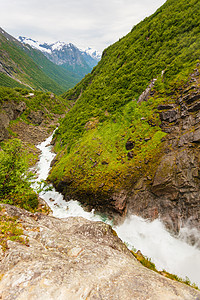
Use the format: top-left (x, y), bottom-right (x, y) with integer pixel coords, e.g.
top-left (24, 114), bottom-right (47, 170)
top-left (33, 133), bottom-right (200, 288)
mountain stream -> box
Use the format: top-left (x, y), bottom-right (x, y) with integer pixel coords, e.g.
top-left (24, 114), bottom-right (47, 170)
top-left (33, 133), bottom-right (200, 288)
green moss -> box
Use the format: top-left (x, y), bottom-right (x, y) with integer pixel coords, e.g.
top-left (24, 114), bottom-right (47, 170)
top-left (50, 0), bottom-right (200, 202)
top-left (0, 210), bottom-right (29, 251)
top-left (49, 95), bottom-right (166, 200)
top-left (131, 249), bottom-right (199, 290)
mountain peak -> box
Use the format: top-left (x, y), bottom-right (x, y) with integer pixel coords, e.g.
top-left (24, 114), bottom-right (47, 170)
top-left (17, 36), bottom-right (101, 60)
top-left (18, 36), bottom-right (52, 53)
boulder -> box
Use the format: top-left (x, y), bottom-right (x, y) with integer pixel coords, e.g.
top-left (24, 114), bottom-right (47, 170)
top-left (0, 204), bottom-right (199, 300)
top-left (159, 110), bottom-right (179, 123)
top-left (0, 100), bottom-right (26, 141)
top-left (125, 139), bottom-right (135, 150)
top-left (27, 110), bottom-right (44, 125)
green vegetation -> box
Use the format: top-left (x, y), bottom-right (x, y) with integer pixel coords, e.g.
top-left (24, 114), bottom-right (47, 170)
top-left (0, 139), bottom-right (38, 211)
top-left (23, 45), bottom-right (82, 91)
top-left (131, 250), bottom-right (199, 290)
top-left (0, 86), bottom-right (23, 104)
top-left (0, 86), bottom-right (69, 121)
top-left (0, 85), bottom-right (69, 212)
top-left (49, 0), bottom-right (200, 202)
top-left (0, 33), bottom-right (65, 94)
top-left (50, 96), bottom-right (166, 202)
top-left (0, 208), bottom-right (29, 251)
top-left (0, 73), bottom-right (27, 89)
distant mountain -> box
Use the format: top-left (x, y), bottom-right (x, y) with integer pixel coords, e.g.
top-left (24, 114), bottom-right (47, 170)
top-left (0, 28), bottom-right (66, 93)
top-left (18, 37), bottom-right (101, 78)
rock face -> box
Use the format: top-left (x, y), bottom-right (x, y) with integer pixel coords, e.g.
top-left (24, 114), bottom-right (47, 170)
top-left (0, 100), bottom-right (26, 141)
top-left (51, 69), bottom-right (200, 239)
top-left (127, 69), bottom-right (200, 236)
top-left (0, 99), bottom-right (49, 142)
top-left (0, 204), bottom-right (199, 300)
top-left (137, 78), bottom-right (157, 103)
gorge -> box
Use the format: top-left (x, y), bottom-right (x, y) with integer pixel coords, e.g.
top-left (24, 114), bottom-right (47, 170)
top-left (0, 131), bottom-right (200, 299)
top-left (0, 0), bottom-right (200, 298)
top-left (36, 131), bottom-right (200, 288)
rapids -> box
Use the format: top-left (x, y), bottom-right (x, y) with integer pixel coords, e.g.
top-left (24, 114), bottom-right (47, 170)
top-left (33, 133), bottom-right (200, 288)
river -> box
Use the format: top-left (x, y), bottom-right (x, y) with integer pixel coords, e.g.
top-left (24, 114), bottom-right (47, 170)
top-left (33, 132), bottom-right (200, 288)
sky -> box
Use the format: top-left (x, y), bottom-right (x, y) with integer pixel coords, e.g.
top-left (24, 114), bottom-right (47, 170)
top-left (1, 0), bottom-right (166, 52)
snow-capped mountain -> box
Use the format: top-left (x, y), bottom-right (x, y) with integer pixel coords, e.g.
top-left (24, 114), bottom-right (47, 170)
top-left (79, 47), bottom-right (102, 61)
top-left (18, 36), bottom-right (101, 78)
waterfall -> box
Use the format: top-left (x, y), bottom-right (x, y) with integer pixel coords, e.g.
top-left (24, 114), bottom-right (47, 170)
top-left (33, 132), bottom-right (200, 288)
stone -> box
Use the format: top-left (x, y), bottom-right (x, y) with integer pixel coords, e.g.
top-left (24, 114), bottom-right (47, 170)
top-left (188, 101), bottom-right (200, 112)
top-left (112, 190), bottom-right (127, 212)
top-left (0, 100), bottom-right (27, 141)
top-left (144, 137), bottom-right (151, 142)
top-left (192, 129), bottom-right (200, 143)
top-left (125, 139), bottom-right (135, 150)
top-left (27, 110), bottom-right (44, 125)
top-left (0, 204), bottom-right (199, 300)
top-left (152, 153), bottom-right (177, 196)
top-left (159, 110), bottom-right (178, 123)
top-left (137, 78), bottom-right (157, 103)
top-left (183, 93), bottom-right (200, 105)
top-left (157, 104), bottom-right (174, 110)
top-left (127, 151), bottom-right (134, 159)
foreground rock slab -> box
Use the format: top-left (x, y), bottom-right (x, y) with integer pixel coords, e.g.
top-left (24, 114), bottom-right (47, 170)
top-left (0, 204), bottom-right (199, 300)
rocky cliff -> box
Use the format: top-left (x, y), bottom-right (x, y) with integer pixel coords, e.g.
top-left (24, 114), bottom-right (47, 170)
top-left (127, 68), bottom-right (200, 238)
top-left (0, 88), bottom-right (69, 144)
top-left (50, 68), bottom-right (200, 243)
top-left (48, 0), bottom-right (200, 240)
top-left (0, 100), bottom-right (26, 141)
top-left (0, 204), bottom-right (199, 300)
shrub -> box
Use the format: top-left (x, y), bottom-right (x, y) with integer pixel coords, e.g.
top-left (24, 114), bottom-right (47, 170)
top-left (0, 139), bottom-right (38, 211)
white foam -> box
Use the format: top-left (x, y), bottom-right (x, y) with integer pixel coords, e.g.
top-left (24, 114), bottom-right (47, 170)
top-left (33, 132), bottom-right (200, 288)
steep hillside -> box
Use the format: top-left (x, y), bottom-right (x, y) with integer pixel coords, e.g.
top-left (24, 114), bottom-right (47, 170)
top-left (0, 85), bottom-right (69, 211)
top-left (0, 28), bottom-right (70, 94)
top-left (49, 0), bottom-right (200, 232)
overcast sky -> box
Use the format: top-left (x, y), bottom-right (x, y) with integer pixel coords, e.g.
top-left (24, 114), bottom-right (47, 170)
top-left (1, 0), bottom-right (166, 52)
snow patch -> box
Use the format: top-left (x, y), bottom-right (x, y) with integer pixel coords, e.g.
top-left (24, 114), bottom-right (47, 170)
top-left (18, 36), bottom-right (101, 61)
top-left (79, 47), bottom-right (101, 60)
top-left (51, 41), bottom-right (66, 51)
top-left (17, 36), bottom-right (52, 54)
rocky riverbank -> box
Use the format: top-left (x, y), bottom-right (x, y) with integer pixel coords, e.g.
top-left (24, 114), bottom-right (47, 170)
top-left (0, 203), bottom-right (199, 300)
top-left (51, 68), bottom-right (200, 240)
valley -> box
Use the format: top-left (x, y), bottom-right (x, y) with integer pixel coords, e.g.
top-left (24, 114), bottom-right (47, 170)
top-left (0, 0), bottom-right (200, 298)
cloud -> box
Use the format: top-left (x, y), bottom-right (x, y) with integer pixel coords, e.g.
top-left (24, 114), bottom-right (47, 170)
top-left (1, 0), bottom-right (166, 51)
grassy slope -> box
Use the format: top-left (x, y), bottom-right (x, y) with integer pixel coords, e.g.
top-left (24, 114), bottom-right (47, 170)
top-left (0, 73), bottom-right (27, 89)
top-left (0, 33), bottom-right (65, 94)
top-left (49, 0), bottom-right (200, 202)
top-left (0, 86), bottom-right (69, 211)
top-left (22, 45), bottom-right (82, 91)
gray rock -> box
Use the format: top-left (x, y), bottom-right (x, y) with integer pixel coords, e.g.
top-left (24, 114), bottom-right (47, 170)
top-left (0, 204), bottom-right (199, 300)
top-left (188, 101), bottom-right (200, 112)
top-left (137, 78), bottom-right (157, 103)
top-left (0, 100), bottom-right (26, 141)
top-left (27, 110), bottom-right (44, 125)
top-left (183, 93), bottom-right (200, 105)
top-left (125, 139), bottom-right (135, 150)
top-left (159, 109), bottom-right (179, 123)
top-left (157, 104), bottom-right (175, 110)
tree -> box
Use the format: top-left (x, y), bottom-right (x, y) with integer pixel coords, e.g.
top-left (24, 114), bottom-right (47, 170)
top-left (0, 139), bottom-right (38, 210)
